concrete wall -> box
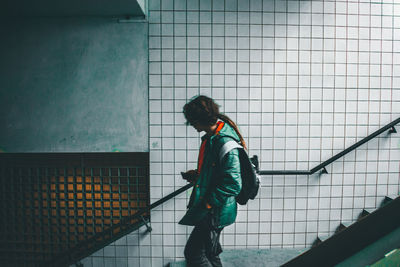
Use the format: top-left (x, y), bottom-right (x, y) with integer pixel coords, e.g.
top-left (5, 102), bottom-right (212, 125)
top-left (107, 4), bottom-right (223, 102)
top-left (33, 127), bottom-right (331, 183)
top-left (0, 17), bottom-right (148, 152)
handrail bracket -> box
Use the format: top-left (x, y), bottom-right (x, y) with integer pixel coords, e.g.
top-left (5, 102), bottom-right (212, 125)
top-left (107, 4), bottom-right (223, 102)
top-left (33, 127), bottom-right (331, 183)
top-left (140, 215), bottom-right (152, 232)
top-left (389, 126), bottom-right (397, 134)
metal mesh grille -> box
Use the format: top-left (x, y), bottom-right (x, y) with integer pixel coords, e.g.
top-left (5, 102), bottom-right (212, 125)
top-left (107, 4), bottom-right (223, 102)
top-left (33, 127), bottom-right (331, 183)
top-left (0, 153), bottom-right (149, 266)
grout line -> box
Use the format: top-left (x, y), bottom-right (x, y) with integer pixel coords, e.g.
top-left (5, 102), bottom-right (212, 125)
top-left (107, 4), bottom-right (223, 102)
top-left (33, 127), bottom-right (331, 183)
top-left (144, 0), bottom-right (400, 262)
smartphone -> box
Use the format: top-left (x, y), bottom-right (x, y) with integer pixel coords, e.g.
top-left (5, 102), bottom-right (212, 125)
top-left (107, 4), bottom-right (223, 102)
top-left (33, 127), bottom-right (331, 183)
top-left (181, 171), bottom-right (191, 181)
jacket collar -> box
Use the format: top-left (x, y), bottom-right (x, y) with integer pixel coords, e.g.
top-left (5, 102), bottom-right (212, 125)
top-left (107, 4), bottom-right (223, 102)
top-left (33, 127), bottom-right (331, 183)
top-left (201, 121), bottom-right (224, 141)
top-left (201, 121), bottom-right (240, 143)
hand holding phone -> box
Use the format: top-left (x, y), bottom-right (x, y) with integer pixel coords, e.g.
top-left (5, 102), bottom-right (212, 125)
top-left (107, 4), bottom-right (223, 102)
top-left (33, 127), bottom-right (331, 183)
top-left (181, 169), bottom-right (198, 183)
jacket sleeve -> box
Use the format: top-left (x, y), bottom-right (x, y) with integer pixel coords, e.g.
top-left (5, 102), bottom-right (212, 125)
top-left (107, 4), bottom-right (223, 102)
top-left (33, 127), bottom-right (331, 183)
top-left (207, 148), bottom-right (242, 208)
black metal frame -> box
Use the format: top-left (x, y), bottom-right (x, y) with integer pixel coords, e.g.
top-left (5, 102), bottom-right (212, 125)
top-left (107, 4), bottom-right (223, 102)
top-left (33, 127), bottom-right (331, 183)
top-left (0, 153), bottom-right (150, 267)
top-left (49, 183), bottom-right (195, 266)
top-left (47, 208), bottom-right (150, 267)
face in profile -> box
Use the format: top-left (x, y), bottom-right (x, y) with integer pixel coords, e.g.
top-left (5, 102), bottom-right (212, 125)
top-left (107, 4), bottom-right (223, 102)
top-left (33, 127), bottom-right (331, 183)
top-left (190, 121), bottom-right (206, 133)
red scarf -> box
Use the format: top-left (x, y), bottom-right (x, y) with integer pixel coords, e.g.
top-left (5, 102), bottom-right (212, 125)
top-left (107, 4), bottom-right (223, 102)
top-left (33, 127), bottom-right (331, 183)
top-left (197, 121), bottom-right (224, 174)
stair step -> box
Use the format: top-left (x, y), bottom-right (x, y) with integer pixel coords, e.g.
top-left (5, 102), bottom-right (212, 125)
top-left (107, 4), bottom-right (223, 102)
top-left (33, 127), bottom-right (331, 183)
top-left (380, 195), bottom-right (398, 207)
top-left (335, 222), bottom-right (352, 233)
top-left (312, 234), bottom-right (330, 248)
top-left (341, 221), bottom-right (352, 228)
top-left (369, 249), bottom-right (400, 267)
top-left (314, 221), bottom-right (354, 247)
top-left (169, 248), bottom-right (305, 267)
top-left (318, 235), bottom-right (329, 242)
top-left (357, 208), bottom-right (375, 221)
top-left (284, 195), bottom-right (400, 267)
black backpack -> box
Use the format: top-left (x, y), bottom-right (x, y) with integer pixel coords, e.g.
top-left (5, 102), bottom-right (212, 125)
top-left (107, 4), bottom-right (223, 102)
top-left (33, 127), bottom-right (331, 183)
top-left (218, 139), bottom-right (260, 205)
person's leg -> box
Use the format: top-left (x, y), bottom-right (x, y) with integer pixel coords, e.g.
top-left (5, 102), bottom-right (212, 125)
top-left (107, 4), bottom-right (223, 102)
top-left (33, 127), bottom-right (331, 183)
top-left (184, 224), bottom-right (212, 267)
top-left (205, 227), bottom-right (223, 267)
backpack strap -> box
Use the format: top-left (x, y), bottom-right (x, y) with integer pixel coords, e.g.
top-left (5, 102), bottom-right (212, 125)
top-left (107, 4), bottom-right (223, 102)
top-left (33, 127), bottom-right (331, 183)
top-left (219, 140), bottom-right (243, 163)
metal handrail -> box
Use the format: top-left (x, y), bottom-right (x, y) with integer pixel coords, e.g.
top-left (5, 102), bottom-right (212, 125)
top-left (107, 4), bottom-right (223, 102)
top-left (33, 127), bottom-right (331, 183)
top-left (261, 117), bottom-right (399, 175)
top-left (47, 208), bottom-right (151, 266)
top-left (54, 117), bottom-right (399, 266)
top-left (117, 117), bottom-right (400, 217)
top-left (149, 117), bottom-right (399, 209)
top-left (48, 185), bottom-right (194, 266)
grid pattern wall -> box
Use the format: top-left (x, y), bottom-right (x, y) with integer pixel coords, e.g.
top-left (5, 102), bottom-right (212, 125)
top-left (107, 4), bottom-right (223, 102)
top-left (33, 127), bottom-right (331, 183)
top-left (82, 0), bottom-right (400, 266)
top-left (0, 153), bottom-right (149, 267)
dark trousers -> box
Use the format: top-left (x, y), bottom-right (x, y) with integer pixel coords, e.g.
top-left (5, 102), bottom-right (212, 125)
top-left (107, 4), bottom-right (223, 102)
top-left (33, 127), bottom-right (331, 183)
top-left (184, 215), bottom-right (224, 267)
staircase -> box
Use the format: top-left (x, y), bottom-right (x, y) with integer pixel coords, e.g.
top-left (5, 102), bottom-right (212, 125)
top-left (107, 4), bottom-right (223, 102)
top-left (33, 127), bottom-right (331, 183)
top-left (283, 195), bottom-right (400, 267)
top-left (168, 195), bottom-right (400, 267)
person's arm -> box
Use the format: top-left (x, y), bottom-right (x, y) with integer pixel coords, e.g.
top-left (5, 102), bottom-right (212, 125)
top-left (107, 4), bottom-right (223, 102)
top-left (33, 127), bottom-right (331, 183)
top-left (206, 148), bottom-right (241, 208)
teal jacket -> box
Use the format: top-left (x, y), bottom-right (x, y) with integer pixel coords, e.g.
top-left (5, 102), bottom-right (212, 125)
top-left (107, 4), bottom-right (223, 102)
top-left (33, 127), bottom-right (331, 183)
top-left (179, 123), bottom-right (242, 227)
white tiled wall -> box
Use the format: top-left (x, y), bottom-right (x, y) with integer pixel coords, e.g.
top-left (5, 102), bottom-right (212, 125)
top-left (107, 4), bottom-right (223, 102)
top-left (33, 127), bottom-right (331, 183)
top-left (83, 0), bottom-right (400, 266)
